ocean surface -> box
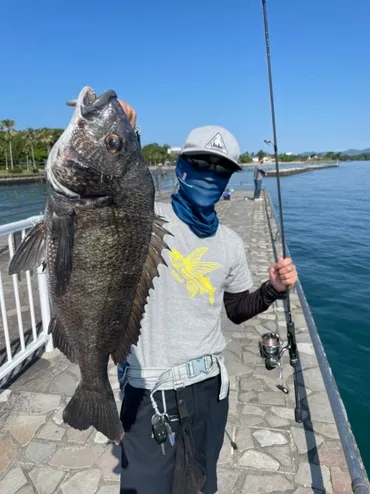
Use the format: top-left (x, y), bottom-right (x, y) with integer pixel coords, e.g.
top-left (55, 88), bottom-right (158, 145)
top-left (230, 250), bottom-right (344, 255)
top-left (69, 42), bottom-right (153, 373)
top-left (1, 161), bottom-right (370, 471)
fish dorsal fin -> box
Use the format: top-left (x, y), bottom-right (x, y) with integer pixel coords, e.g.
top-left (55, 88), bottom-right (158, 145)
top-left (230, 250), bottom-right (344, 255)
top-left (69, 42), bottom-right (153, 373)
top-left (8, 220), bottom-right (46, 275)
top-left (112, 214), bottom-right (171, 364)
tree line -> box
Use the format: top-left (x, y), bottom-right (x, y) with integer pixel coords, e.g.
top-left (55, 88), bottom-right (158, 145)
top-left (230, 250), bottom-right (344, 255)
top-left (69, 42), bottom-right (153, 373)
top-left (0, 120), bottom-right (63, 173)
top-left (1, 121), bottom-right (369, 173)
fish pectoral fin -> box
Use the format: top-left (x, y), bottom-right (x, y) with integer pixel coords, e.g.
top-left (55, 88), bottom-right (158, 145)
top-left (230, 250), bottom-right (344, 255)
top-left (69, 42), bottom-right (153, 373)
top-left (187, 280), bottom-right (199, 298)
top-left (52, 211), bottom-right (75, 296)
top-left (112, 215), bottom-right (171, 364)
top-left (8, 220), bottom-right (46, 275)
top-left (48, 318), bottom-right (77, 364)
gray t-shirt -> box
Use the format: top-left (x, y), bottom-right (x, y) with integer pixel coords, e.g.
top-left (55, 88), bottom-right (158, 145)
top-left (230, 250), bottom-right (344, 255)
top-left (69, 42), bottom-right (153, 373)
top-left (254, 165), bottom-right (265, 181)
top-left (127, 202), bottom-right (253, 388)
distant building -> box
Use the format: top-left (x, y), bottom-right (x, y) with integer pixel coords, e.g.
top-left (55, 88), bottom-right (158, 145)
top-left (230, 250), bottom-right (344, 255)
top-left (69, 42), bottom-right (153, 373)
top-left (252, 156), bottom-right (270, 163)
top-left (167, 147), bottom-right (182, 155)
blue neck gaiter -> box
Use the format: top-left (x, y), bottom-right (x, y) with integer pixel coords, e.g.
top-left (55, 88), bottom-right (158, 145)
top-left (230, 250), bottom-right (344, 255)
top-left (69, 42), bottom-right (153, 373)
top-left (171, 157), bottom-right (231, 238)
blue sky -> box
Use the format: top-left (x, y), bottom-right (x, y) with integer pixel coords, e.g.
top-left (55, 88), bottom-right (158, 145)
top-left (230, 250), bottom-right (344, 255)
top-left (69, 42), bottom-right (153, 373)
top-left (1, 0), bottom-right (369, 153)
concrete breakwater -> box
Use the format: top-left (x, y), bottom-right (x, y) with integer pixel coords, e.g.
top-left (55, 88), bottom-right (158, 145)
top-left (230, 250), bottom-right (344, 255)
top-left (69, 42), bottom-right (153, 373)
top-left (0, 173), bottom-right (46, 185)
top-left (0, 163), bottom-right (339, 186)
top-left (265, 163), bottom-right (339, 177)
top-left (0, 190), bottom-right (367, 493)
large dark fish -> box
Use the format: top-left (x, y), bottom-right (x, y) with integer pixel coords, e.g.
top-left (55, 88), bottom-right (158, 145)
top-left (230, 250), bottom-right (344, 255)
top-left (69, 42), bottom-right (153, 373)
top-left (8, 87), bottom-right (169, 441)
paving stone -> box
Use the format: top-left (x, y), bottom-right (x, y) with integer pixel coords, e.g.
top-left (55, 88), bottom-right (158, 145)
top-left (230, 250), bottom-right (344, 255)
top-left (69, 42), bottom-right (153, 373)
top-left (238, 391), bottom-right (257, 403)
top-left (241, 404), bottom-right (266, 417)
top-left (295, 462), bottom-right (332, 493)
top-left (265, 413), bottom-right (290, 428)
top-left (234, 427), bottom-right (254, 451)
top-left (313, 442), bottom-right (347, 468)
top-left (216, 467), bottom-right (240, 494)
top-left (253, 429), bottom-right (288, 447)
top-left (242, 351), bottom-right (262, 365)
top-left (0, 467), bottom-right (27, 494)
top-left (5, 414), bottom-right (46, 446)
top-left (25, 441), bottom-right (57, 464)
top-left (94, 431), bottom-right (110, 444)
top-left (239, 376), bottom-right (265, 392)
top-left (241, 473), bottom-right (293, 492)
top-left (269, 445), bottom-right (293, 468)
top-left (49, 445), bottom-right (104, 469)
top-left (299, 368), bottom-right (326, 392)
top-left (0, 438), bottom-right (18, 472)
top-left (16, 486), bottom-right (35, 494)
top-left (239, 414), bottom-right (265, 426)
top-left (330, 466), bottom-right (352, 494)
top-left (237, 450), bottom-right (279, 470)
top-left (0, 389), bottom-right (11, 402)
top-left (52, 407), bottom-right (64, 426)
top-left (37, 421), bottom-right (66, 441)
top-left (311, 421), bottom-right (339, 439)
top-left (65, 426), bottom-right (93, 444)
top-left (291, 426), bottom-right (324, 454)
top-left (96, 486), bottom-right (120, 494)
top-left (94, 446), bottom-right (121, 481)
top-left (29, 466), bottom-right (65, 494)
top-left (258, 391), bottom-right (286, 406)
top-left (270, 406), bottom-right (295, 420)
top-left (297, 343), bottom-right (315, 355)
top-left (5, 392), bottom-right (60, 415)
top-left (299, 352), bottom-right (320, 370)
top-left (48, 371), bottom-right (78, 396)
top-left (60, 469), bottom-right (101, 494)
top-left (306, 393), bottom-right (335, 423)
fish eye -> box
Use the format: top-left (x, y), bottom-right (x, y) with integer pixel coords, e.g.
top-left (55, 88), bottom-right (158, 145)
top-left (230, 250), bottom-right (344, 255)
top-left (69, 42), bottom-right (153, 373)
top-left (105, 134), bottom-right (122, 153)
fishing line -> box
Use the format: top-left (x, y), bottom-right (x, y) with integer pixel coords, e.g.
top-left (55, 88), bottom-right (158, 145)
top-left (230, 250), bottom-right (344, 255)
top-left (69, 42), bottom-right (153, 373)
top-left (260, 0), bottom-right (302, 422)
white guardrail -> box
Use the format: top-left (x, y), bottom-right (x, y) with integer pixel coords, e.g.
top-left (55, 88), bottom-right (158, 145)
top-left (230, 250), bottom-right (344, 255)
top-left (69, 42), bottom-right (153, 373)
top-left (0, 215), bottom-right (53, 381)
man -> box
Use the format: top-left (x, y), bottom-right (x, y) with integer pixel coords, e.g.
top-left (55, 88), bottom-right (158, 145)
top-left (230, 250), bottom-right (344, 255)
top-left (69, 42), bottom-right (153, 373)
top-left (253, 157), bottom-right (266, 200)
top-left (117, 100), bottom-right (297, 494)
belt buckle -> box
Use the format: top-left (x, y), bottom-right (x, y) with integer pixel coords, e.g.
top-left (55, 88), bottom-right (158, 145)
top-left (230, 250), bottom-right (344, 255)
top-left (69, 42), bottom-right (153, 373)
top-left (186, 358), bottom-right (209, 378)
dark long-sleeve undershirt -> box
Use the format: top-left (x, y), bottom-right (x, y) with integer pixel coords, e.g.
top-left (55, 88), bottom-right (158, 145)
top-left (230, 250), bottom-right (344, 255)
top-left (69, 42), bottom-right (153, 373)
top-left (224, 281), bottom-right (285, 325)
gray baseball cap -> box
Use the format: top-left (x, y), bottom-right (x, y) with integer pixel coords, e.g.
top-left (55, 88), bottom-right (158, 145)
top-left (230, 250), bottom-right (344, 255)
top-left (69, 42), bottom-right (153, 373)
top-left (180, 125), bottom-right (242, 171)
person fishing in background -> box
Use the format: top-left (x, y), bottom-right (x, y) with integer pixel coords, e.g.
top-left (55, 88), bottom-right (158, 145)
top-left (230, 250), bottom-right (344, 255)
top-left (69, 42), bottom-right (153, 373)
top-left (117, 99), bottom-right (298, 494)
top-left (253, 157), bottom-right (266, 200)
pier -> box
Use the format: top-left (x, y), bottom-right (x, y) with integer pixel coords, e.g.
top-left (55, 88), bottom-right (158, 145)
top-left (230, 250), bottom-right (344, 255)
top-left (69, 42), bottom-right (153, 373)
top-left (0, 191), bottom-right (367, 494)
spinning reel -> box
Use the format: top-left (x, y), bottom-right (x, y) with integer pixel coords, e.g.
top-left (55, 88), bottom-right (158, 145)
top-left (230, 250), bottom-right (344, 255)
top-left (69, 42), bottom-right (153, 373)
top-left (259, 332), bottom-right (289, 394)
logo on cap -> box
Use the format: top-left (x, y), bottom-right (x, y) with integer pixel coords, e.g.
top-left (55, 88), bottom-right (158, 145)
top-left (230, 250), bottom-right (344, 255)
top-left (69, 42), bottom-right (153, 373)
top-left (205, 133), bottom-right (228, 155)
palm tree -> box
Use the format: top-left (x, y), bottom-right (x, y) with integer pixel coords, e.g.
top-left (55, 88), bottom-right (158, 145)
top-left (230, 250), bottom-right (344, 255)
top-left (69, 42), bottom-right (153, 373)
top-left (0, 135), bottom-right (8, 170)
top-left (1, 120), bottom-right (17, 170)
top-left (24, 129), bottom-right (37, 170)
top-left (38, 128), bottom-right (56, 155)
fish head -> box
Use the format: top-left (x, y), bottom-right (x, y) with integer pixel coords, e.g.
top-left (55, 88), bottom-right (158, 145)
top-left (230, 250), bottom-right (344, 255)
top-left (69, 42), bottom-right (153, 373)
top-left (47, 86), bottom-right (141, 200)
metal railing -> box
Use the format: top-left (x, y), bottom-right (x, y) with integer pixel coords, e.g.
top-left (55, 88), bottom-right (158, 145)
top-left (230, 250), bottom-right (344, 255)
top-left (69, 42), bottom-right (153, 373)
top-left (263, 189), bottom-right (369, 494)
top-left (0, 215), bottom-right (53, 382)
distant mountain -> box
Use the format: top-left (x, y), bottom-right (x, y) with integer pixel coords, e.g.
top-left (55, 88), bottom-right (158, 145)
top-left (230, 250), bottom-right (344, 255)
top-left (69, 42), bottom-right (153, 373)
top-left (301, 148), bottom-right (370, 156)
top-left (340, 148), bottom-right (370, 156)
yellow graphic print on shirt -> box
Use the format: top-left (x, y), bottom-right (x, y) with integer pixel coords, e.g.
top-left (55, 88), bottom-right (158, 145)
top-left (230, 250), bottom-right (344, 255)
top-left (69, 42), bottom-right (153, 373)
top-left (169, 247), bottom-right (221, 305)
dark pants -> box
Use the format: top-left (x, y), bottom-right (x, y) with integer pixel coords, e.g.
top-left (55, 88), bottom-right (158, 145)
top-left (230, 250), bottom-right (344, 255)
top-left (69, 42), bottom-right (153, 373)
top-left (254, 179), bottom-right (262, 199)
top-left (120, 375), bottom-right (228, 494)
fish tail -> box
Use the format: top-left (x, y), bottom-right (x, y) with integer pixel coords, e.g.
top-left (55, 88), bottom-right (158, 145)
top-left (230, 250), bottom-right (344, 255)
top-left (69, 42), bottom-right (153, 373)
top-left (63, 382), bottom-right (124, 443)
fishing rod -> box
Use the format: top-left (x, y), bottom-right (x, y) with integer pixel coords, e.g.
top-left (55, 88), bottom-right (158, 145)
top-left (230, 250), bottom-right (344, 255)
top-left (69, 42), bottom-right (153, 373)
top-left (258, 0), bottom-right (302, 423)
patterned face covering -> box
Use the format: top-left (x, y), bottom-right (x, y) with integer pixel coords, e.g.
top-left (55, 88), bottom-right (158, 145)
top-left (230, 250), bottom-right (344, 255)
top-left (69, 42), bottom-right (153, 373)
top-left (171, 156), bottom-right (233, 237)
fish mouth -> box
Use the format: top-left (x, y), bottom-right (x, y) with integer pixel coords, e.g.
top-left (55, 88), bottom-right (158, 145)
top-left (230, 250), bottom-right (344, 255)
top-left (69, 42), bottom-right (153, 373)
top-left (68, 87), bottom-right (118, 118)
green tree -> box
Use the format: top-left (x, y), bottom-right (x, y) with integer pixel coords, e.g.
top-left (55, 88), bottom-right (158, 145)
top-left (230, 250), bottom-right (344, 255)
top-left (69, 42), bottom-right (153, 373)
top-left (1, 119), bottom-right (17, 170)
top-left (239, 152), bottom-right (252, 163)
top-left (257, 150), bottom-right (265, 160)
